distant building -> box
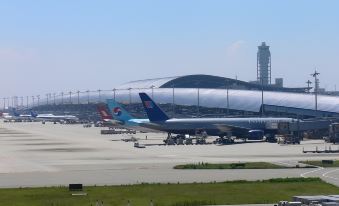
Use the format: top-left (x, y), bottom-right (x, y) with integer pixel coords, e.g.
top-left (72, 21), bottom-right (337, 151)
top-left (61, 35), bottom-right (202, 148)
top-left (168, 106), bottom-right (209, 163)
top-left (257, 42), bottom-right (271, 85)
top-left (275, 78), bottom-right (283, 88)
top-left (318, 88), bottom-right (326, 94)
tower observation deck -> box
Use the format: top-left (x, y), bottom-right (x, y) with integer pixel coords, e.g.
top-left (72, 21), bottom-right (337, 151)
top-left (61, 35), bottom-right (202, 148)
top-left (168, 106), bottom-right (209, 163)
top-left (257, 42), bottom-right (271, 85)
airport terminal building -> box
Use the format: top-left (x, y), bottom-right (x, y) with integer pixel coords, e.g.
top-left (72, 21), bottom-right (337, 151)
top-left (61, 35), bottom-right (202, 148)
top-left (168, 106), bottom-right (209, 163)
top-left (112, 74), bottom-right (339, 118)
top-left (16, 74), bottom-right (339, 119)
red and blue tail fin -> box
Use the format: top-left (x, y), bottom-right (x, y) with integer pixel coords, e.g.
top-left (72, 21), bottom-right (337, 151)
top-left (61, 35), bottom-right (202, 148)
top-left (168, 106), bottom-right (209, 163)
top-left (97, 103), bottom-right (113, 120)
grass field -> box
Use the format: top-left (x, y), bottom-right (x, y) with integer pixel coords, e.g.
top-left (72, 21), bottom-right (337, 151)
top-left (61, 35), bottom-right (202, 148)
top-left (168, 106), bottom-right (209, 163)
top-left (173, 162), bottom-right (304, 169)
top-left (0, 178), bottom-right (338, 206)
top-left (301, 160), bottom-right (339, 167)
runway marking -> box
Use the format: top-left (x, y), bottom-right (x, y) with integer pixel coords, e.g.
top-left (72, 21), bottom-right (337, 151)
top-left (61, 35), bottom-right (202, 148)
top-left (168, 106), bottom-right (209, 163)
top-left (300, 166), bottom-right (324, 178)
top-left (274, 161), bottom-right (296, 167)
top-left (322, 169), bottom-right (339, 180)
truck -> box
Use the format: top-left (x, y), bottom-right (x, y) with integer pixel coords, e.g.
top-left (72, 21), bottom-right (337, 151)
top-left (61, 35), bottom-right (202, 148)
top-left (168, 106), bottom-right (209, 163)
top-left (276, 122), bottom-right (300, 144)
top-left (277, 134), bottom-right (300, 144)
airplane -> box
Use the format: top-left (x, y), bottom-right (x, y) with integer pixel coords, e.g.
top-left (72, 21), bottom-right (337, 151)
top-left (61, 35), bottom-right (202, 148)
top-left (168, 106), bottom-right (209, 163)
top-left (2, 109), bottom-right (33, 122)
top-left (30, 111), bottom-right (79, 123)
top-left (1, 108), bottom-right (78, 123)
top-left (104, 99), bottom-right (158, 133)
top-left (12, 109), bottom-right (29, 117)
top-left (1, 112), bottom-right (17, 122)
top-left (138, 92), bottom-right (294, 142)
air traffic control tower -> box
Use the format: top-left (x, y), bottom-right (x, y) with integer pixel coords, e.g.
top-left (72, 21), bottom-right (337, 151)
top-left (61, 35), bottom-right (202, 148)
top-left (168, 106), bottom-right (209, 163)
top-left (257, 42), bottom-right (271, 85)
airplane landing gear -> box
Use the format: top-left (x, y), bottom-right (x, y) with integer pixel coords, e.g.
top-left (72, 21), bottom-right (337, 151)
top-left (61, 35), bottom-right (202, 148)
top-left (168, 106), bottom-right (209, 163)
top-left (163, 133), bottom-right (176, 145)
top-left (195, 129), bottom-right (208, 144)
top-left (214, 132), bottom-right (234, 144)
top-left (164, 133), bottom-right (192, 145)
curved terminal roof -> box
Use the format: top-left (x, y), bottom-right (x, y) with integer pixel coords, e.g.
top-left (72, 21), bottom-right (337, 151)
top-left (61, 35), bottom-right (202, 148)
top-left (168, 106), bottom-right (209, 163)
top-left (116, 74), bottom-right (308, 92)
top-left (111, 75), bottom-right (338, 116)
top-left (161, 75), bottom-right (249, 89)
top-left (116, 76), bottom-right (179, 89)
top-left (30, 75), bottom-right (336, 117)
top-left (110, 88), bottom-right (339, 115)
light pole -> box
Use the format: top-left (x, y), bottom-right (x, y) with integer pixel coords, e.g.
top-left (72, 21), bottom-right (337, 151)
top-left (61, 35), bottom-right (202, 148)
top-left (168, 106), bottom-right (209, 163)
top-left (77, 91), bottom-right (80, 104)
top-left (69, 91), bottom-right (72, 104)
top-left (261, 78), bottom-right (264, 117)
top-left (128, 88), bottom-right (132, 104)
top-left (306, 80), bottom-right (312, 93)
top-left (97, 89), bottom-right (102, 102)
top-left (3, 97), bottom-right (5, 110)
top-left (53, 93), bottom-right (56, 105)
top-left (226, 79), bottom-right (230, 116)
top-left (26, 96), bottom-right (29, 108)
top-left (113, 88), bottom-right (116, 101)
top-left (311, 70), bottom-right (320, 111)
top-left (172, 85), bottom-right (175, 118)
top-left (20, 96), bottom-right (23, 107)
top-left (61, 92), bottom-right (64, 104)
top-left (32, 96), bottom-right (35, 107)
top-left (197, 88), bottom-right (200, 117)
top-left (150, 85), bottom-right (155, 99)
top-left (86, 90), bottom-right (90, 104)
top-left (37, 95), bottom-right (40, 106)
top-left (46, 94), bottom-right (49, 105)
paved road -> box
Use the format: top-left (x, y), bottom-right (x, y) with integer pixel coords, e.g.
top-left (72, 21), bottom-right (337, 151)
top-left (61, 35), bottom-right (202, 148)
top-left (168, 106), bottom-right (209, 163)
top-left (0, 122), bottom-right (338, 188)
top-left (0, 163), bottom-right (314, 187)
top-left (301, 166), bottom-right (339, 186)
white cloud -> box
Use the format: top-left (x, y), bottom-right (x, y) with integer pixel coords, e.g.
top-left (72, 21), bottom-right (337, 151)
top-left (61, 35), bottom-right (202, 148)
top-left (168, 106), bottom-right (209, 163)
top-left (226, 40), bottom-right (246, 58)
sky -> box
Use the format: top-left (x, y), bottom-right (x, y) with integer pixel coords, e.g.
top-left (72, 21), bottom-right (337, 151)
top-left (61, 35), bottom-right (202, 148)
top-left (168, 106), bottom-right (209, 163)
top-left (0, 0), bottom-right (338, 97)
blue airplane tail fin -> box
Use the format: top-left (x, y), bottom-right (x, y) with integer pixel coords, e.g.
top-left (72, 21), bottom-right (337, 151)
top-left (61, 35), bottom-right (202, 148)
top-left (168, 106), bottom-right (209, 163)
top-left (139, 93), bottom-right (169, 122)
top-left (12, 109), bottom-right (20, 117)
top-left (106, 99), bottom-right (134, 123)
top-left (30, 110), bottom-right (38, 118)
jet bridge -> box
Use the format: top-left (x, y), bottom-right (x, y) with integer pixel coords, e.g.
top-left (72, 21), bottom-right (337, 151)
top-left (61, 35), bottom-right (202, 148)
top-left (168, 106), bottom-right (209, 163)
top-left (276, 119), bottom-right (335, 142)
top-left (277, 119), bottom-right (334, 133)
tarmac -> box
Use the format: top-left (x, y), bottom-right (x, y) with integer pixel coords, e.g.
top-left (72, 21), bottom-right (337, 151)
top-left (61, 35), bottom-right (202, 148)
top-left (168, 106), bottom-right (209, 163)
top-left (0, 122), bottom-right (339, 188)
